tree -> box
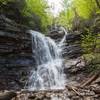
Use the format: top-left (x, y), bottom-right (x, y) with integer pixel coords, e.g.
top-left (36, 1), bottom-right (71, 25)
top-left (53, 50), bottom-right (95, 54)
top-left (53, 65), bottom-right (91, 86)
top-left (95, 0), bottom-right (100, 9)
top-left (0, 0), bottom-right (53, 32)
top-left (24, 0), bottom-right (53, 31)
top-left (57, 0), bottom-right (100, 28)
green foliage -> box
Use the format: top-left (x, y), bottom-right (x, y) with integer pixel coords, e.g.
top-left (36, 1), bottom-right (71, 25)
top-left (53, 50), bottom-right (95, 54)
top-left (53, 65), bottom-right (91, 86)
top-left (0, 0), bottom-right (12, 4)
top-left (57, 8), bottom-right (75, 28)
top-left (95, 34), bottom-right (100, 52)
top-left (57, 0), bottom-right (100, 29)
top-left (96, 10), bottom-right (100, 14)
top-left (0, 0), bottom-right (53, 32)
top-left (24, 0), bottom-right (52, 31)
top-left (81, 29), bottom-right (100, 72)
top-left (83, 53), bottom-right (100, 73)
top-left (81, 29), bottom-right (96, 53)
top-left (72, 0), bottom-right (97, 19)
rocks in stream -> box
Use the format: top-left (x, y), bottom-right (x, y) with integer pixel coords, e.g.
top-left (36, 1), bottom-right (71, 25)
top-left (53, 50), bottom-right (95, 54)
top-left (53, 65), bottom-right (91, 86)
top-left (9, 73), bottom-right (100, 100)
top-left (1, 84), bottom-right (100, 100)
top-left (0, 91), bottom-right (17, 100)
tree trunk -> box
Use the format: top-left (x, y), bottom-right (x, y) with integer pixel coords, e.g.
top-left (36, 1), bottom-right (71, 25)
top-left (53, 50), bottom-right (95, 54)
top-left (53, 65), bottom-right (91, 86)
top-left (95, 0), bottom-right (100, 9)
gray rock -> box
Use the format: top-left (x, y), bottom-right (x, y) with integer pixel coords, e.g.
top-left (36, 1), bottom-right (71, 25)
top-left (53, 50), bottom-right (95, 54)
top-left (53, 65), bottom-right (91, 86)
top-left (62, 44), bottom-right (83, 58)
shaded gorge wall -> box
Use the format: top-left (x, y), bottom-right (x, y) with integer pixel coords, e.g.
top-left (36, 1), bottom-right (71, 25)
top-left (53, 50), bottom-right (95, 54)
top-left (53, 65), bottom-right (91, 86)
top-left (0, 15), bottom-right (35, 90)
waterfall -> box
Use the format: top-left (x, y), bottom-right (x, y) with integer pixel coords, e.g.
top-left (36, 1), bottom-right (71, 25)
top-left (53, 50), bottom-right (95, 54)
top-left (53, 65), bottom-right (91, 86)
top-left (26, 29), bottom-right (67, 90)
top-left (59, 27), bottom-right (67, 44)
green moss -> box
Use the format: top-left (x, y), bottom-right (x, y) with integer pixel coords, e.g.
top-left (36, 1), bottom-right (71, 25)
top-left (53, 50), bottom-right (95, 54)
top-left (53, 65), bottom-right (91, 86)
top-left (83, 53), bottom-right (100, 73)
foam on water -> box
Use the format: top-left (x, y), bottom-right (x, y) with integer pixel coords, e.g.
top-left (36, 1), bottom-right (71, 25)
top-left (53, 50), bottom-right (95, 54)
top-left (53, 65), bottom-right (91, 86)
top-left (25, 29), bottom-right (67, 90)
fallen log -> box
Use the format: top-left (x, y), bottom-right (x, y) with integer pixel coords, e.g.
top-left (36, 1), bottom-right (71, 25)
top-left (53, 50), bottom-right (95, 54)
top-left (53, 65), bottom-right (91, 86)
top-left (66, 85), bottom-right (80, 96)
top-left (80, 71), bottom-right (100, 87)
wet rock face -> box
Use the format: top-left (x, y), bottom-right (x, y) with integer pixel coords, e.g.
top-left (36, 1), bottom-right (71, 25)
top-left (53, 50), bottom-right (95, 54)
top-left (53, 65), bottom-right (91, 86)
top-left (48, 29), bottom-right (82, 59)
top-left (66, 33), bottom-right (81, 43)
top-left (62, 44), bottom-right (82, 58)
top-left (64, 57), bottom-right (86, 74)
top-left (0, 14), bottom-right (34, 90)
top-left (0, 65), bottom-right (32, 90)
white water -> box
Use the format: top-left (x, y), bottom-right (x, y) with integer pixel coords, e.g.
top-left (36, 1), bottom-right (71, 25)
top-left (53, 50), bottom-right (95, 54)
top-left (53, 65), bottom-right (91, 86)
top-left (59, 27), bottom-right (67, 44)
top-left (26, 28), bottom-right (67, 90)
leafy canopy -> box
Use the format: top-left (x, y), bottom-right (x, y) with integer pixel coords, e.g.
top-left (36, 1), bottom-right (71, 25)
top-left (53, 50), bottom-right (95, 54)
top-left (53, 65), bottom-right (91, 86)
top-left (57, 0), bottom-right (100, 28)
top-left (0, 0), bottom-right (53, 32)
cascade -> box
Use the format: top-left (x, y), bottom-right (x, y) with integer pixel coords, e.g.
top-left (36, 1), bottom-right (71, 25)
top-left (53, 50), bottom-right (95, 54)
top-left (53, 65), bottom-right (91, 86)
top-left (25, 28), bottom-right (67, 90)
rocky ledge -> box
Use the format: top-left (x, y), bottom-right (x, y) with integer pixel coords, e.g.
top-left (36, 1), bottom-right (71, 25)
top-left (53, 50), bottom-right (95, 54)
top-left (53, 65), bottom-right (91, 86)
top-left (0, 14), bottom-right (34, 90)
